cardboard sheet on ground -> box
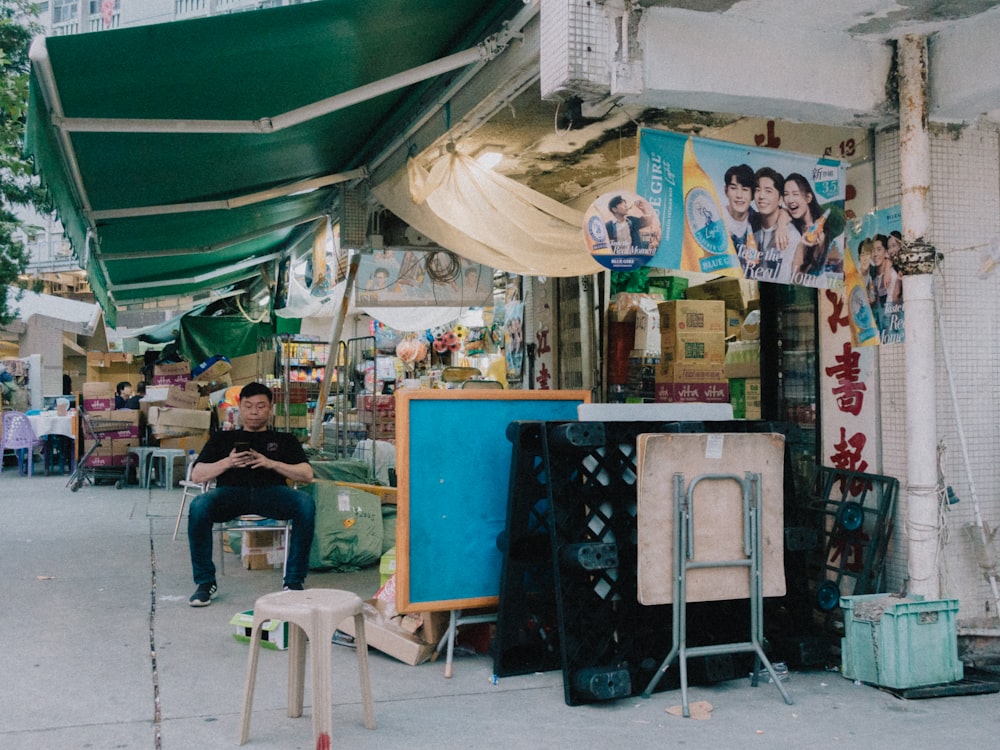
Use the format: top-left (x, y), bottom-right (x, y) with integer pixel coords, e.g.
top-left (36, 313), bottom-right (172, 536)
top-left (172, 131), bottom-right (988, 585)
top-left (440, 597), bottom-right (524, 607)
top-left (636, 432), bottom-right (785, 604)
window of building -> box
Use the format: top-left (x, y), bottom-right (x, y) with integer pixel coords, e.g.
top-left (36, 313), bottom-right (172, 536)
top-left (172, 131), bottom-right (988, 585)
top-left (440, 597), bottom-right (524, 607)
top-left (53, 0), bottom-right (78, 24)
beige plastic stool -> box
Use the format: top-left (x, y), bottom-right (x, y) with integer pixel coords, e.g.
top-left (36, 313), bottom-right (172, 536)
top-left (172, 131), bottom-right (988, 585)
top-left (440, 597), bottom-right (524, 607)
top-left (239, 589), bottom-right (376, 746)
top-left (149, 448), bottom-right (186, 488)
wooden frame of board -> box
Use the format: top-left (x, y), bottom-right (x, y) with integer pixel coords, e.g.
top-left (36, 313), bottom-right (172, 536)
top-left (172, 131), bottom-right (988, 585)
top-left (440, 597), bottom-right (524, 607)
top-left (394, 389), bottom-right (590, 613)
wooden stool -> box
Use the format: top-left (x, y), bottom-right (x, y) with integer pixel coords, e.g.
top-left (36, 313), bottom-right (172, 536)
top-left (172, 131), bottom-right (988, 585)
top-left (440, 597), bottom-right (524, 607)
top-left (239, 589), bottom-right (376, 746)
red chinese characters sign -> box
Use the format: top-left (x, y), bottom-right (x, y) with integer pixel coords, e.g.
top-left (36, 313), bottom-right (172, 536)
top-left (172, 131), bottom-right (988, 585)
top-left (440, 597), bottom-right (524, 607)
top-left (820, 287), bottom-right (877, 475)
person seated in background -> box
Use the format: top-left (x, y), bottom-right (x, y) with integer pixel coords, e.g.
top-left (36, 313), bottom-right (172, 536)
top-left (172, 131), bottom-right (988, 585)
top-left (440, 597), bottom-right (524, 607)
top-left (114, 381), bottom-right (134, 409)
top-left (124, 381), bottom-right (145, 410)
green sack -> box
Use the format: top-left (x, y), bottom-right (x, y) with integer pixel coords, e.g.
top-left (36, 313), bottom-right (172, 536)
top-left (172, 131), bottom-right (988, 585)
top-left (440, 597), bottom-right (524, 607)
top-left (306, 480), bottom-right (384, 572)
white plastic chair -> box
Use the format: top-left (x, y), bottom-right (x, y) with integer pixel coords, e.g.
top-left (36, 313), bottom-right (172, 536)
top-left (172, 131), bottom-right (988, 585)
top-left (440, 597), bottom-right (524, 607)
top-left (172, 456), bottom-right (293, 576)
top-left (172, 459), bottom-right (213, 541)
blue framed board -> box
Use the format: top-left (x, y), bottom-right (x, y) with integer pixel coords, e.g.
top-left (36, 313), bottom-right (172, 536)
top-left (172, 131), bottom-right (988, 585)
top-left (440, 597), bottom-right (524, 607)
top-left (395, 389), bottom-right (589, 612)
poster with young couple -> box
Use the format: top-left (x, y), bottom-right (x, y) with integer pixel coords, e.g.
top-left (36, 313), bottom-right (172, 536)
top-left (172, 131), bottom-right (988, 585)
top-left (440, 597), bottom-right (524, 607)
top-left (632, 128), bottom-right (848, 290)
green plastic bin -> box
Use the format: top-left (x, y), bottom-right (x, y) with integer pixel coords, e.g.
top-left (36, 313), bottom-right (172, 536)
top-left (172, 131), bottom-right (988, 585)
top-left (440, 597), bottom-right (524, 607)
top-left (841, 593), bottom-right (963, 688)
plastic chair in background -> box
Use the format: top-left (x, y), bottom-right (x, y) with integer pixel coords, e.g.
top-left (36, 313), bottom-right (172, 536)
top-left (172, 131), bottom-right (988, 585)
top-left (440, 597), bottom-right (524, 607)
top-left (127, 446), bottom-right (159, 489)
top-left (149, 447), bottom-right (187, 489)
top-left (173, 455), bottom-right (213, 541)
top-left (1, 411), bottom-right (44, 477)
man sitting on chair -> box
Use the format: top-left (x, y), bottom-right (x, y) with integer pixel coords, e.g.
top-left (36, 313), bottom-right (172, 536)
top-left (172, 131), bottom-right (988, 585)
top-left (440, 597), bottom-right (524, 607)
top-left (187, 381), bottom-right (315, 607)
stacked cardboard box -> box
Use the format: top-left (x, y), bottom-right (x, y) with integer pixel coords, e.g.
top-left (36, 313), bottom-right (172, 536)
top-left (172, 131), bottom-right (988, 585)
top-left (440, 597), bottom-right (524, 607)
top-left (241, 529), bottom-right (285, 570)
top-left (685, 277), bottom-right (759, 312)
top-left (357, 393), bottom-right (396, 440)
top-left (81, 381), bottom-right (114, 412)
top-left (82, 408), bottom-right (141, 467)
top-left (654, 300), bottom-right (729, 403)
top-left (152, 361), bottom-right (191, 386)
top-left (148, 406), bottom-right (212, 439)
top-left (192, 355), bottom-right (232, 391)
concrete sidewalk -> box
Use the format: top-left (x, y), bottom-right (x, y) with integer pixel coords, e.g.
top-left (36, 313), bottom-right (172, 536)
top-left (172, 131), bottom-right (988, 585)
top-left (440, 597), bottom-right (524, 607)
top-left (2, 472), bottom-right (1000, 749)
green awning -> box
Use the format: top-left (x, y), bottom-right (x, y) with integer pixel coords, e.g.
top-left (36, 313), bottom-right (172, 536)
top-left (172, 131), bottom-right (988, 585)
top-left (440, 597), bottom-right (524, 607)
top-left (25, 0), bottom-right (524, 327)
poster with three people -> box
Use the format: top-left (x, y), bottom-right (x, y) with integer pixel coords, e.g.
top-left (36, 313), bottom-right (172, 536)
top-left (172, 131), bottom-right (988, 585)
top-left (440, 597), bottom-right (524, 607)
top-left (633, 128), bottom-right (848, 289)
top-left (623, 128), bottom-right (880, 346)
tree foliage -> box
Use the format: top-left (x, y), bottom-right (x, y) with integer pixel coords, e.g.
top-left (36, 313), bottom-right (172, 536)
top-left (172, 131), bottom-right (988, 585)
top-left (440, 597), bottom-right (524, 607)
top-left (0, 1), bottom-right (44, 326)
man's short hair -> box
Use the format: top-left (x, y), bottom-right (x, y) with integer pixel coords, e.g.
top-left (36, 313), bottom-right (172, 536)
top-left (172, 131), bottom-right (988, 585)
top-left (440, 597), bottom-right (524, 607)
top-left (240, 382), bottom-right (273, 402)
top-left (754, 167), bottom-right (785, 193)
top-left (608, 195), bottom-right (626, 212)
top-left (724, 164), bottom-right (754, 189)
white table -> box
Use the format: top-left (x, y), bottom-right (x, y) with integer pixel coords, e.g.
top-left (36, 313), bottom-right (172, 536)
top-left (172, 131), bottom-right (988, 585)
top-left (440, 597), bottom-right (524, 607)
top-left (27, 412), bottom-right (76, 439)
top-left (27, 412), bottom-right (77, 474)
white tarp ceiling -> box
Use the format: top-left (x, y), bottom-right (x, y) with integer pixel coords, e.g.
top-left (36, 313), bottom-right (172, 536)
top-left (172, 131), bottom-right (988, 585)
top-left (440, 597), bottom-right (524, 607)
top-left (373, 151), bottom-right (603, 278)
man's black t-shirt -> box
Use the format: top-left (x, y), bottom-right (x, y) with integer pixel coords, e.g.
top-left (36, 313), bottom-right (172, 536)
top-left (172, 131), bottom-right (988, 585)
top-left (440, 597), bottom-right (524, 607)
top-left (195, 429), bottom-right (308, 488)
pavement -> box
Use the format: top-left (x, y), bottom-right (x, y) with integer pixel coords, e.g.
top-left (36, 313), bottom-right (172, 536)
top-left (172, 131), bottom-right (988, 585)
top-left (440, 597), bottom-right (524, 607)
top-left (4, 471), bottom-right (1000, 750)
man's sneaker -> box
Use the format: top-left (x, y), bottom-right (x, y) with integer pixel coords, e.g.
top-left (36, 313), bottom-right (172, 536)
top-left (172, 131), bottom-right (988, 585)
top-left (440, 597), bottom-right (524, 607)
top-left (282, 582), bottom-right (304, 591)
top-left (189, 582), bottom-right (217, 607)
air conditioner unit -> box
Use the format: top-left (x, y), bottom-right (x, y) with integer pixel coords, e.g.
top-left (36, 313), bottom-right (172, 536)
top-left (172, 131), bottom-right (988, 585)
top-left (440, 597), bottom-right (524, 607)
top-left (540, 0), bottom-right (612, 102)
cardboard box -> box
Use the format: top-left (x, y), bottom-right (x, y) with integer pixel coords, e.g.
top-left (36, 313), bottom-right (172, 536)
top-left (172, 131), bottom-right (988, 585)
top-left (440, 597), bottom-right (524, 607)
top-left (156, 434), bottom-right (210, 453)
top-left (154, 362), bottom-right (190, 377)
top-left (654, 379), bottom-right (730, 404)
top-left (165, 383), bottom-right (204, 410)
top-left (152, 361), bottom-right (191, 386)
top-left (148, 406), bottom-right (212, 432)
top-left (654, 359), bottom-right (726, 380)
top-left (633, 302), bottom-right (661, 356)
top-left (231, 610), bottom-right (288, 650)
top-left (82, 398), bottom-right (113, 412)
top-left (86, 352), bottom-right (132, 367)
top-left (336, 599), bottom-right (436, 666)
top-left (725, 308), bottom-right (744, 340)
top-left (654, 362), bottom-right (729, 404)
top-left (241, 529), bottom-right (285, 570)
top-left (657, 299), bottom-right (726, 335)
top-left (227, 353), bottom-right (260, 386)
top-left (194, 357), bottom-right (232, 383)
top-left (723, 340), bottom-right (761, 379)
top-left (685, 277), bottom-right (759, 311)
top-left (82, 381), bottom-right (114, 399)
top-left (660, 332), bottom-right (725, 364)
top-left (730, 377), bottom-right (762, 419)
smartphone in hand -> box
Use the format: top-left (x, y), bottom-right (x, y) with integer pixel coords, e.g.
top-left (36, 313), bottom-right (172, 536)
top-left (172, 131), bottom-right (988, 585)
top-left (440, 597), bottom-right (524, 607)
top-left (234, 441), bottom-right (251, 454)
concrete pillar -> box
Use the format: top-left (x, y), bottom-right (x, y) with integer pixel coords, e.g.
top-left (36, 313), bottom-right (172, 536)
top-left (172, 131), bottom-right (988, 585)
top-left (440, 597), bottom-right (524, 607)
top-left (897, 35), bottom-right (940, 599)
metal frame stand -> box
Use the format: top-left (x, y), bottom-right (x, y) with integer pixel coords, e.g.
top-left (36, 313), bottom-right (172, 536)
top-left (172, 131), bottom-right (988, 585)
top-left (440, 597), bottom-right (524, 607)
top-left (435, 610), bottom-right (497, 678)
top-left (642, 471), bottom-right (793, 715)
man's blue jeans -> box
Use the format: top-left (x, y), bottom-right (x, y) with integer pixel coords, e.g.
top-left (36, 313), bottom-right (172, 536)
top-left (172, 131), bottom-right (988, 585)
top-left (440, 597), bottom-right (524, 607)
top-left (188, 485), bottom-right (316, 586)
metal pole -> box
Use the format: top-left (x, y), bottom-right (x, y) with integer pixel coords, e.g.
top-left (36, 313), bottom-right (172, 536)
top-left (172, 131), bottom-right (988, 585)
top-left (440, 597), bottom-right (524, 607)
top-left (309, 251), bottom-right (361, 449)
top-left (898, 34), bottom-right (940, 598)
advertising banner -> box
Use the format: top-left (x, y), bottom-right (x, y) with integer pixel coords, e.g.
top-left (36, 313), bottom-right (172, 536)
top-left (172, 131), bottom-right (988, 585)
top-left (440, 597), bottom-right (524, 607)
top-left (356, 248), bottom-right (493, 307)
top-left (846, 206), bottom-right (905, 345)
top-left (635, 128), bottom-right (847, 289)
